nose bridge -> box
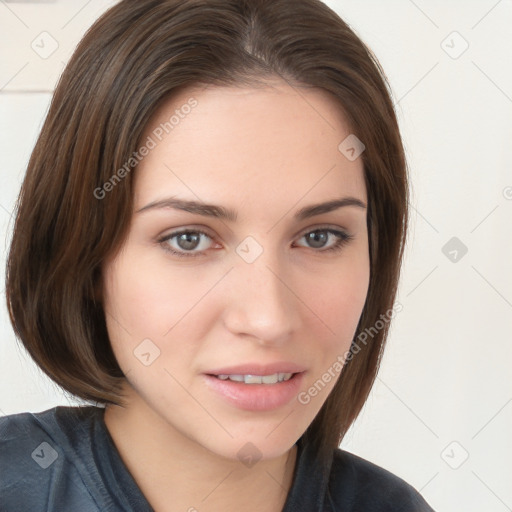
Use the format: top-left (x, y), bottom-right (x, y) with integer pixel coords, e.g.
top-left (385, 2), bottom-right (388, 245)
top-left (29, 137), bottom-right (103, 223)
top-left (223, 241), bottom-right (300, 343)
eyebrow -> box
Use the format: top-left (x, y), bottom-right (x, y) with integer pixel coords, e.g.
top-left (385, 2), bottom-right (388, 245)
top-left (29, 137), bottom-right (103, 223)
top-left (135, 196), bottom-right (366, 221)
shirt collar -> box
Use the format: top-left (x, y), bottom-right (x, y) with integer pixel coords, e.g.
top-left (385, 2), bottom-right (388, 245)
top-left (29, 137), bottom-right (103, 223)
top-left (282, 435), bottom-right (333, 512)
top-left (94, 406), bottom-right (333, 512)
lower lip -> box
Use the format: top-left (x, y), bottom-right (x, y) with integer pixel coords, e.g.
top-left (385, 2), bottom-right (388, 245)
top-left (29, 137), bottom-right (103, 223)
top-left (203, 372), bottom-right (305, 411)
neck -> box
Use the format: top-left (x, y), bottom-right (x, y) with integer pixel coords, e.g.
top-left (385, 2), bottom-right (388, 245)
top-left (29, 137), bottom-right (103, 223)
top-left (103, 388), bottom-right (298, 512)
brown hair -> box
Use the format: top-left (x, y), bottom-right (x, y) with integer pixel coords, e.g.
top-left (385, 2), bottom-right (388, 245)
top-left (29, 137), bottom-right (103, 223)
top-left (5, 0), bottom-right (408, 463)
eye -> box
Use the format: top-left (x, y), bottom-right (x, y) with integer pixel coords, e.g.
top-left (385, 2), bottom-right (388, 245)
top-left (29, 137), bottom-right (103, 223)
top-left (294, 228), bottom-right (354, 253)
top-left (157, 226), bottom-right (354, 258)
top-left (158, 228), bottom-right (214, 258)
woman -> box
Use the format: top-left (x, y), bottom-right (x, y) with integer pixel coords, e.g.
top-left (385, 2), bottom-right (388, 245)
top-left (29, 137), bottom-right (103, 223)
top-left (1, 0), bottom-right (435, 510)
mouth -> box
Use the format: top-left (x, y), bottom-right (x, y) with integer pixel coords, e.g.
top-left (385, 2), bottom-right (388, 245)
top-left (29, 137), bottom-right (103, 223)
top-left (207, 372), bottom-right (297, 384)
top-left (203, 367), bottom-right (306, 411)
top-left (206, 362), bottom-right (307, 378)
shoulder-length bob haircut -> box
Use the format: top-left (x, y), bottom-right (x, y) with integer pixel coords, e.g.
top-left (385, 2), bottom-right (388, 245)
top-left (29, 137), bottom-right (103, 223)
top-left (6, 0), bottom-right (408, 462)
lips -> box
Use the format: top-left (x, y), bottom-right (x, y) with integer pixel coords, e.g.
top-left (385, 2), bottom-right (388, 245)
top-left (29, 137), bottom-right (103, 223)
top-left (202, 361), bottom-right (307, 411)
top-left (216, 373), bottom-right (293, 384)
top-left (205, 362), bottom-right (307, 376)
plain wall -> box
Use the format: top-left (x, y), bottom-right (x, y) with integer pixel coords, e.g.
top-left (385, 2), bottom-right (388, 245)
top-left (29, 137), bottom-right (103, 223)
top-left (1, 1), bottom-right (511, 511)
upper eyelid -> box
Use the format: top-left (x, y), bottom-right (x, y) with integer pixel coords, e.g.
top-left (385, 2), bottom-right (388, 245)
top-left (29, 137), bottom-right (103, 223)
top-left (159, 223), bottom-right (350, 240)
top-left (159, 224), bottom-right (351, 248)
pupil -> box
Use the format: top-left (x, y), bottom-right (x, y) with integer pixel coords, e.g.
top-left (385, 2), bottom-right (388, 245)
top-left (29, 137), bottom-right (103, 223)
top-left (307, 231), bottom-right (327, 248)
top-left (175, 231), bottom-right (328, 251)
top-left (178, 233), bottom-right (200, 250)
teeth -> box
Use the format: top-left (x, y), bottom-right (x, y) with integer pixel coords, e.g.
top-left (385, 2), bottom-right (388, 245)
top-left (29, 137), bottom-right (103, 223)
top-left (215, 373), bottom-right (293, 384)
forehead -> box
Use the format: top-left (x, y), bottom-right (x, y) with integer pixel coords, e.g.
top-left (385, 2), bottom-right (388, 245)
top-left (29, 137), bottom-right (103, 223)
top-left (134, 81), bottom-right (366, 214)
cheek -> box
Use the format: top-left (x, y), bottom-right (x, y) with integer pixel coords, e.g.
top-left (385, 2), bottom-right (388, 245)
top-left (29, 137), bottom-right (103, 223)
top-left (101, 253), bottom-right (171, 361)
top-left (312, 255), bottom-right (370, 346)
top-left (102, 250), bottom-right (214, 368)
top-left (103, 238), bottom-right (370, 368)
top-left (103, 251), bottom-right (186, 333)
top-left (296, 259), bottom-right (369, 407)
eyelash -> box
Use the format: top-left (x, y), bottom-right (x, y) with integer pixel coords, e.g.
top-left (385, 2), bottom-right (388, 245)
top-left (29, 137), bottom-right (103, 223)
top-left (157, 226), bottom-right (354, 259)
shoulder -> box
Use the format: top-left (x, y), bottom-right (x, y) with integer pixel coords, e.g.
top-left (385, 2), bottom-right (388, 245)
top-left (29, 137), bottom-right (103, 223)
top-left (327, 448), bottom-right (435, 511)
top-left (0, 405), bottom-right (100, 458)
top-left (0, 406), bottom-right (103, 511)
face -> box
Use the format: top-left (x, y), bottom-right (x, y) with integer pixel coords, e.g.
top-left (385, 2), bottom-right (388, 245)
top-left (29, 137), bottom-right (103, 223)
top-left (101, 80), bottom-right (370, 461)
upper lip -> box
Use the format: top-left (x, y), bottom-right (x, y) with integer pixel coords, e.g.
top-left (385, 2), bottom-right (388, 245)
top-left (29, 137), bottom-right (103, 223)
top-left (205, 362), bottom-right (307, 376)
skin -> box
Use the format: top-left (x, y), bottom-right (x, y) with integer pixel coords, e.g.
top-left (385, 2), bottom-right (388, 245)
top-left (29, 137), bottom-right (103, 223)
top-left (101, 79), bottom-right (370, 512)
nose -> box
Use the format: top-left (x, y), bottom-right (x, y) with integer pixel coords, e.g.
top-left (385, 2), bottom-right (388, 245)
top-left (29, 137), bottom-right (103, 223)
top-left (222, 253), bottom-right (301, 346)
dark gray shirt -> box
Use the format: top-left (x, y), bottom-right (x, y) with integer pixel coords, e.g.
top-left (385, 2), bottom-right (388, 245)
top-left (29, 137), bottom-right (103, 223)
top-left (0, 406), bottom-right (435, 511)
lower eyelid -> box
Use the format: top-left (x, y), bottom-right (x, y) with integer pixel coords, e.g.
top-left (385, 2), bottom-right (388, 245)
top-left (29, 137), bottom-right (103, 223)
top-left (159, 227), bottom-right (353, 256)
top-left (160, 230), bottom-right (213, 254)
